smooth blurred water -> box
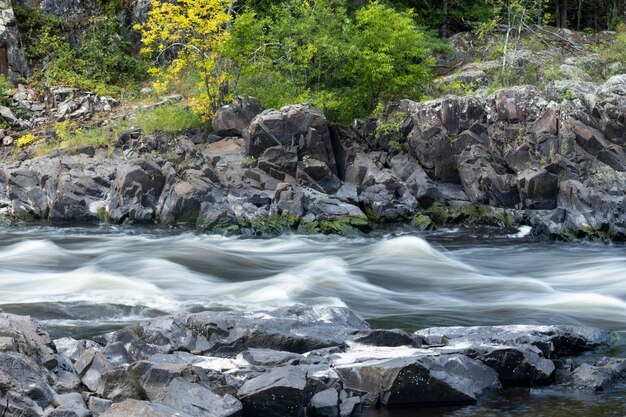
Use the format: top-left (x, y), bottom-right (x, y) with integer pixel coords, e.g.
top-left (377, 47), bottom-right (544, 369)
top-left (2, 224), bottom-right (626, 416)
top-left (1, 225), bottom-right (626, 338)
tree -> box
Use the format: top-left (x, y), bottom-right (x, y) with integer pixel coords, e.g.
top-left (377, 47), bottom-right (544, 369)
top-left (135, 0), bottom-right (236, 119)
top-left (227, 0), bottom-right (436, 123)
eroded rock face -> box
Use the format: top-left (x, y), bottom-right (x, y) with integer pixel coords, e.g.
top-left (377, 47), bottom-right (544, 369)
top-left (0, 2), bottom-right (30, 81)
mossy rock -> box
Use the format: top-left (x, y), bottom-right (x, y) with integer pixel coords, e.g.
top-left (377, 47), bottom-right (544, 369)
top-left (250, 214), bottom-right (299, 235)
top-left (412, 214), bottom-right (434, 231)
top-left (319, 215), bottom-right (369, 236)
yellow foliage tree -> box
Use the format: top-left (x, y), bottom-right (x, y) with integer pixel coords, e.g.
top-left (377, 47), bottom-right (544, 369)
top-left (135, 0), bottom-right (235, 119)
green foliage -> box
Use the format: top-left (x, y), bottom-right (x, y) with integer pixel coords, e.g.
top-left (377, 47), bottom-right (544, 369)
top-left (16, 6), bottom-right (146, 96)
top-left (135, 104), bottom-right (205, 134)
top-left (600, 31), bottom-right (626, 71)
top-left (0, 75), bottom-right (14, 106)
top-left (228, 0), bottom-right (437, 123)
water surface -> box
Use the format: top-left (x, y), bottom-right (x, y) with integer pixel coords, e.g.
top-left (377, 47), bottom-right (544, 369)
top-left (1, 225), bottom-right (625, 416)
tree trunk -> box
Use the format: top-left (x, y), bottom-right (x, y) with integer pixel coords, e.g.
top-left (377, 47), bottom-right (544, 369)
top-left (561, 0), bottom-right (569, 28)
top-left (555, 0), bottom-right (561, 27)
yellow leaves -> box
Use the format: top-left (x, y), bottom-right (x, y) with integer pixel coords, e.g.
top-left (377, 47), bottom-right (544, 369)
top-left (135, 0), bottom-right (237, 119)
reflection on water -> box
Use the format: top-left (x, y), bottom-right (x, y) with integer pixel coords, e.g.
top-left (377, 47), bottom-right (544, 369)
top-left (364, 385), bottom-right (626, 417)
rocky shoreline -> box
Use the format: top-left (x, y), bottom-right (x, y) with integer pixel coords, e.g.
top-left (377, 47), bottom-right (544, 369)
top-left (1, 74), bottom-right (626, 240)
top-left (0, 306), bottom-right (623, 417)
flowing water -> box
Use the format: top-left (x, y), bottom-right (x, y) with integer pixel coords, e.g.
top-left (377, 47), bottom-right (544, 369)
top-left (1, 224), bottom-right (626, 416)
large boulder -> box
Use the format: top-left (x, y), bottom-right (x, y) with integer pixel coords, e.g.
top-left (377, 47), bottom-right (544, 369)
top-left (517, 168), bottom-right (559, 209)
top-left (212, 98), bottom-right (262, 137)
top-left (396, 96), bottom-right (487, 183)
top-left (105, 159), bottom-right (166, 223)
top-left (457, 145), bottom-right (520, 208)
top-left (334, 354), bottom-right (500, 407)
top-left (245, 105), bottom-right (338, 176)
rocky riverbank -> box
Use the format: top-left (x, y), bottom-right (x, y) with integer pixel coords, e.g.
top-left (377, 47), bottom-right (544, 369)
top-left (2, 74), bottom-right (626, 240)
top-left (0, 306), bottom-right (622, 417)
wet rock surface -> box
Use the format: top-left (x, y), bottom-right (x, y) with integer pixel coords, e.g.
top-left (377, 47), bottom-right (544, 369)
top-left (0, 307), bottom-right (619, 417)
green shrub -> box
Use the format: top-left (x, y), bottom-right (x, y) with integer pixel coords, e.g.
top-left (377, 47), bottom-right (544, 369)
top-left (228, 0), bottom-right (440, 124)
top-left (135, 104), bottom-right (206, 134)
top-left (15, 5), bottom-right (147, 97)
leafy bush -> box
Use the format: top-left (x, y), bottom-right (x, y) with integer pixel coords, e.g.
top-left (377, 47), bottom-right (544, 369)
top-left (228, 0), bottom-right (439, 123)
top-left (16, 134), bottom-right (37, 148)
top-left (15, 6), bottom-right (146, 96)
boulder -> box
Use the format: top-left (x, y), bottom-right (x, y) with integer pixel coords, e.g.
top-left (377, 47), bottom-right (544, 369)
top-left (457, 145), bottom-right (520, 208)
top-left (517, 168), bottom-right (559, 209)
top-left (335, 354), bottom-right (500, 407)
top-left (106, 159), bottom-right (166, 223)
top-left (416, 325), bottom-right (610, 358)
top-left (212, 98), bottom-right (262, 137)
top-left (565, 357), bottom-right (626, 391)
top-left (245, 105), bottom-right (338, 176)
top-left (99, 399), bottom-right (193, 417)
top-left (237, 365), bottom-right (308, 417)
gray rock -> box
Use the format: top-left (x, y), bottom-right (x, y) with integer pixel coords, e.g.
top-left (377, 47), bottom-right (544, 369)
top-left (565, 357), bottom-right (626, 391)
top-left (212, 97), bottom-right (262, 137)
top-left (416, 325), bottom-right (610, 358)
top-left (335, 354), bottom-right (500, 407)
top-left (307, 388), bottom-right (339, 417)
top-left (237, 365), bottom-right (308, 417)
top-left (99, 399), bottom-right (192, 417)
top-left (88, 397), bottom-right (112, 416)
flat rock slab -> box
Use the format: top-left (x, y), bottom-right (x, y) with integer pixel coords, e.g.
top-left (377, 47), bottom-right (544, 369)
top-left (416, 325), bottom-right (610, 357)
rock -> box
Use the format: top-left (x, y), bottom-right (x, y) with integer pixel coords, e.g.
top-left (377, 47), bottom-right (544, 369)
top-left (0, 313), bottom-right (57, 369)
top-left (396, 96), bottom-right (486, 183)
top-left (99, 399), bottom-right (192, 417)
top-left (307, 388), bottom-right (338, 417)
top-left (50, 392), bottom-right (90, 417)
top-left (257, 146), bottom-right (298, 180)
top-left (457, 145), bottom-right (520, 208)
top-left (353, 329), bottom-right (422, 348)
top-left (73, 348), bottom-right (112, 392)
top-left (0, 3), bottom-right (30, 81)
top-left (335, 354), bottom-right (500, 407)
top-left (88, 397), bottom-right (112, 416)
top-left (212, 97), bottom-right (262, 137)
top-left (565, 357), bottom-right (626, 391)
top-left (105, 159), bottom-right (166, 223)
top-left (570, 119), bottom-right (626, 171)
top-left (416, 325), bottom-right (610, 358)
top-left (0, 106), bottom-right (18, 126)
top-left (462, 345), bottom-right (555, 386)
top-left (40, 0), bottom-right (100, 19)
top-left (106, 306), bottom-right (369, 359)
top-left (245, 104), bottom-right (338, 176)
top-left (145, 377), bottom-right (242, 417)
top-left (237, 365), bottom-right (308, 417)
top-left (242, 349), bottom-right (305, 367)
top-left (2, 136), bottom-right (12, 146)
top-left (517, 168), bottom-right (559, 209)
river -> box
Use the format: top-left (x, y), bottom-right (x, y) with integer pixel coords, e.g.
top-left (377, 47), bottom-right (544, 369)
top-left (1, 225), bottom-right (625, 416)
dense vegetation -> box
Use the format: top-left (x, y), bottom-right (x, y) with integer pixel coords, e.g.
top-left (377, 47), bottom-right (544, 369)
top-left (10, 0), bottom-right (626, 125)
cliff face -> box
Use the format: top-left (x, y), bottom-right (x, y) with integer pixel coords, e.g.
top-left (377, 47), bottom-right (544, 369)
top-left (0, 1), bottom-right (29, 81)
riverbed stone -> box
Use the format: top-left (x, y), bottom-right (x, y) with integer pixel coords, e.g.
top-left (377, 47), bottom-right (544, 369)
top-left (335, 354), bottom-right (500, 407)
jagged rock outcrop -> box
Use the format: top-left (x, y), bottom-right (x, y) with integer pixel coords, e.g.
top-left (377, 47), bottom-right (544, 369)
top-left (0, 1), bottom-right (30, 81)
top-left (0, 307), bottom-right (617, 417)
